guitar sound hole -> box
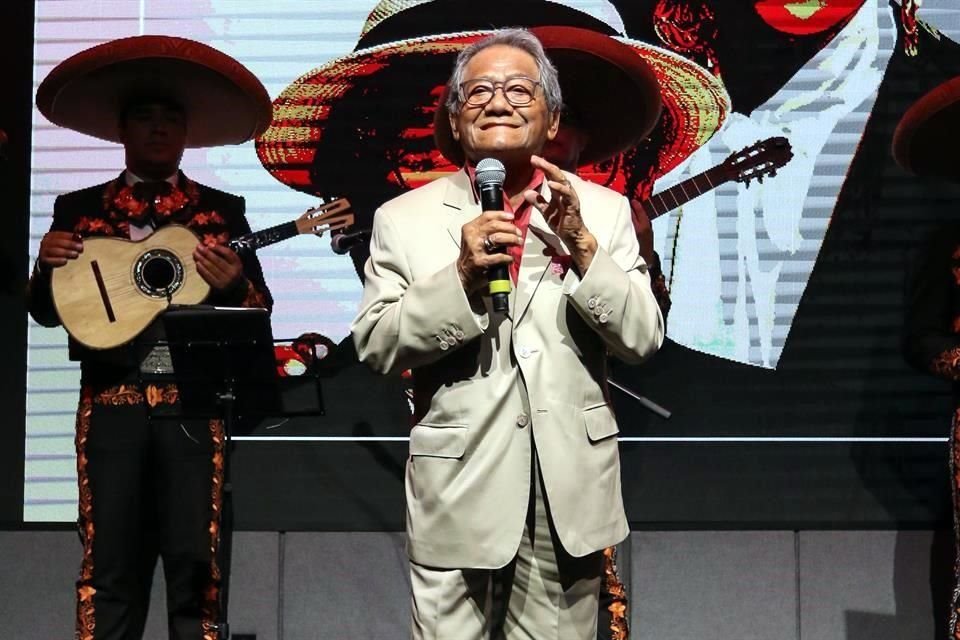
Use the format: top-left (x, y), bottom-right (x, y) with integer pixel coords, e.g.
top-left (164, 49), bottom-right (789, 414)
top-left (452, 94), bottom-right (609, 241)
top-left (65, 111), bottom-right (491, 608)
top-left (143, 257), bottom-right (175, 290)
top-left (134, 249), bottom-right (185, 299)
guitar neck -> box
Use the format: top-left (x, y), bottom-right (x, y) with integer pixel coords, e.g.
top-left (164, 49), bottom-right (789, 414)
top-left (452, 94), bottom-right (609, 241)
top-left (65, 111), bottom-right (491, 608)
top-left (229, 220), bottom-right (300, 253)
top-left (641, 165), bottom-right (729, 221)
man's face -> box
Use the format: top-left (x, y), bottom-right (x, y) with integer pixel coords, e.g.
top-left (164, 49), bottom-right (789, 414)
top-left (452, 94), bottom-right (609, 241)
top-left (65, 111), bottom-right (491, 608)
top-left (118, 102), bottom-right (187, 177)
top-left (449, 44), bottom-right (560, 165)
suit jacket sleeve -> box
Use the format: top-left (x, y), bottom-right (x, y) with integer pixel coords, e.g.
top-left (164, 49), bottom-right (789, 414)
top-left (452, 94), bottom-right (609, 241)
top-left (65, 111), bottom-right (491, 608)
top-left (351, 209), bottom-right (487, 375)
top-left (26, 193), bottom-right (77, 327)
top-left (562, 194), bottom-right (665, 364)
top-left (903, 226), bottom-right (960, 380)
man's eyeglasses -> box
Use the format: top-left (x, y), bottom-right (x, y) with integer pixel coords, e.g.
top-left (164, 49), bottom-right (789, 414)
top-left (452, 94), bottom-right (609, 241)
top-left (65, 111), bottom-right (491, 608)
top-left (459, 77), bottom-right (541, 108)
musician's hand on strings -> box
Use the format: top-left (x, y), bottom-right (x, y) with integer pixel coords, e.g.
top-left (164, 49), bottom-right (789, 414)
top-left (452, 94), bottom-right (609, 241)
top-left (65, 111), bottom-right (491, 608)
top-left (194, 243), bottom-right (244, 291)
top-left (37, 231), bottom-right (83, 270)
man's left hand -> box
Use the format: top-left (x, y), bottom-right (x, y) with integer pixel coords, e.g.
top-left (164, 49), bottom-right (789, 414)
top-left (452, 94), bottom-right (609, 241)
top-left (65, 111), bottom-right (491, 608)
top-left (194, 243), bottom-right (245, 291)
top-left (525, 154), bottom-right (597, 274)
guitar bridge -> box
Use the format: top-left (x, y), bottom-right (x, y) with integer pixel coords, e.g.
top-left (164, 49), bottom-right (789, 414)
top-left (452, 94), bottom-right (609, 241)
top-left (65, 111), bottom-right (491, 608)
top-left (90, 260), bottom-right (116, 323)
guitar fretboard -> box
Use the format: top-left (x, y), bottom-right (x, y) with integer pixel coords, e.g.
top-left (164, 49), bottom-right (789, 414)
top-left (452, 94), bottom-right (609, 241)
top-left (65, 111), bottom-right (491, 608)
top-left (229, 220), bottom-right (300, 253)
top-left (641, 165), bottom-right (729, 221)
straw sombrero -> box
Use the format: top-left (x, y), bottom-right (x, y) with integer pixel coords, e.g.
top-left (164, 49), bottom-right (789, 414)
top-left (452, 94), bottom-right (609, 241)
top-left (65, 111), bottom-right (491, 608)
top-left (255, 0), bottom-right (728, 202)
top-left (37, 35), bottom-right (272, 148)
top-left (892, 75), bottom-right (960, 181)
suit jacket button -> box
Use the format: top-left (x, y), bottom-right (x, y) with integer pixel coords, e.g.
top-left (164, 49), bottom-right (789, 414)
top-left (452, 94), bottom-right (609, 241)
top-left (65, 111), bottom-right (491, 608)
top-left (516, 414), bottom-right (530, 428)
top-left (599, 313), bottom-right (609, 324)
top-left (518, 346), bottom-right (531, 358)
top-left (439, 340), bottom-right (449, 351)
top-left (587, 297), bottom-right (598, 310)
top-left (454, 329), bottom-right (465, 340)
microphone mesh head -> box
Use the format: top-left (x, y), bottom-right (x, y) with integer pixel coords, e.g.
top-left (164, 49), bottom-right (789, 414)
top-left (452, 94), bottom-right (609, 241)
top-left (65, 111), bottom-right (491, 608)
top-left (475, 157), bottom-right (506, 188)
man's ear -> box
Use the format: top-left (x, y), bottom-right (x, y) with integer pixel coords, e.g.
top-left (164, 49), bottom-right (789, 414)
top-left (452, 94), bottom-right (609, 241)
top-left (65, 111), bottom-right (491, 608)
top-left (448, 110), bottom-right (461, 141)
top-left (546, 109), bottom-right (561, 141)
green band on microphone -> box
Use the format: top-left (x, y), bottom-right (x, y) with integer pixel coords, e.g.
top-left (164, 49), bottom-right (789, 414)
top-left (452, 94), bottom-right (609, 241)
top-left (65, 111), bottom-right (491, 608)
top-left (489, 280), bottom-right (511, 294)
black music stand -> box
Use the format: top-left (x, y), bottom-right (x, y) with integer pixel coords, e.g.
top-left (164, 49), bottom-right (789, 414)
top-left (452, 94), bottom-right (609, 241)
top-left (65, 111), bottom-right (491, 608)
top-left (162, 305), bottom-right (277, 640)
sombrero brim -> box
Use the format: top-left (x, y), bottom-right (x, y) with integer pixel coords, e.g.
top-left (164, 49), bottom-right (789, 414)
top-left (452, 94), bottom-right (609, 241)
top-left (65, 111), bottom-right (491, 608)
top-left (256, 30), bottom-right (728, 200)
top-left (357, 0), bottom-right (618, 49)
top-left (433, 26), bottom-right (662, 167)
top-left (892, 75), bottom-right (960, 181)
top-left (37, 35), bottom-right (272, 148)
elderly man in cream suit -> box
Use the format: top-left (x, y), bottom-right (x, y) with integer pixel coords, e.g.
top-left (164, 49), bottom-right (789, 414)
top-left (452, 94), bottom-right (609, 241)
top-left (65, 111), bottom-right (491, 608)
top-left (351, 28), bottom-right (664, 640)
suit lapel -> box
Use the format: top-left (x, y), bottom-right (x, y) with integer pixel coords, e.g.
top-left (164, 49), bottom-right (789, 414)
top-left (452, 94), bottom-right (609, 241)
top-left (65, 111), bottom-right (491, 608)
top-left (443, 169), bottom-right (478, 248)
top-left (514, 181), bottom-right (570, 325)
top-left (438, 169), bottom-right (573, 324)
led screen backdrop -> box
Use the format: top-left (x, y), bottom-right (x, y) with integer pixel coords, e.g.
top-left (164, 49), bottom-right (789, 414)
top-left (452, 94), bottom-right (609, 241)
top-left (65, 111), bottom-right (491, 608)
top-left (23, 0), bottom-right (960, 527)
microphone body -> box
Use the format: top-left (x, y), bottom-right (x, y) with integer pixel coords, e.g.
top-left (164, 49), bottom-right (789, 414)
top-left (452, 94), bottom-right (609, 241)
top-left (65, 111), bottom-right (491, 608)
top-left (331, 229), bottom-right (371, 255)
top-left (475, 158), bottom-right (510, 313)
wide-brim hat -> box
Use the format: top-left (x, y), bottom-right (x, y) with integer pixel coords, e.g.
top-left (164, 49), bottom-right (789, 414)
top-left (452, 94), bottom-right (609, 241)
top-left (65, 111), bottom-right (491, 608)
top-left (434, 26), bottom-right (662, 167)
top-left (256, 3), bottom-right (728, 201)
top-left (37, 35), bottom-right (272, 148)
top-left (610, 0), bottom-right (863, 116)
top-left (892, 75), bottom-right (960, 181)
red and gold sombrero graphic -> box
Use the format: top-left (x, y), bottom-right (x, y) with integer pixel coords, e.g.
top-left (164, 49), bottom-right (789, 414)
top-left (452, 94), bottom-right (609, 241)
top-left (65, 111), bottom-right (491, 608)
top-left (892, 75), bottom-right (960, 182)
top-left (256, 3), bottom-right (728, 206)
top-left (37, 35), bottom-right (272, 148)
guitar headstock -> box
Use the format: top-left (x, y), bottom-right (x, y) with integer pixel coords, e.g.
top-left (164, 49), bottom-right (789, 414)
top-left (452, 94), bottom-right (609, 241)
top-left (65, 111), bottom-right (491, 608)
top-left (295, 197), bottom-right (355, 237)
top-left (720, 136), bottom-right (794, 186)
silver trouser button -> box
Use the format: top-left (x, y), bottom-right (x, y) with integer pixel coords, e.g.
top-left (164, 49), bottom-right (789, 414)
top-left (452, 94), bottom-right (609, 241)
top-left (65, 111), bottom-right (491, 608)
top-left (516, 414), bottom-right (530, 428)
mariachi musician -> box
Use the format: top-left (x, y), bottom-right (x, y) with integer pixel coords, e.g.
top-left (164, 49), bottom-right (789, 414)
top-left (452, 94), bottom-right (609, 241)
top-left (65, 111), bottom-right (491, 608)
top-left (28, 36), bottom-right (272, 640)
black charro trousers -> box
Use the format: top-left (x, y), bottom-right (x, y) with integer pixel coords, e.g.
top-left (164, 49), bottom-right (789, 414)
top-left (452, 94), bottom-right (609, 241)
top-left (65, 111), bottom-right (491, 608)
top-left (74, 383), bottom-right (224, 640)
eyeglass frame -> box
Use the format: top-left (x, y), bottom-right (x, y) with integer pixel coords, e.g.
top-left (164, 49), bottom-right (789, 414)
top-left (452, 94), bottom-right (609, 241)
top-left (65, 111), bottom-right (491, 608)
top-left (457, 76), bottom-right (543, 109)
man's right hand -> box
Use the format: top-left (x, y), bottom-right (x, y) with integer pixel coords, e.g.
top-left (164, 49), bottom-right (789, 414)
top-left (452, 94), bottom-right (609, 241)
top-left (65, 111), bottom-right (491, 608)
top-left (457, 211), bottom-right (521, 294)
top-left (38, 231), bottom-right (83, 270)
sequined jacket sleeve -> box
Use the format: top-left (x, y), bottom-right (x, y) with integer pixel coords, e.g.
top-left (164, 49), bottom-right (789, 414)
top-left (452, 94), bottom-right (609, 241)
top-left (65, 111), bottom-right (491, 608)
top-left (903, 225), bottom-right (960, 381)
top-left (648, 251), bottom-right (671, 324)
top-left (26, 189), bottom-right (87, 327)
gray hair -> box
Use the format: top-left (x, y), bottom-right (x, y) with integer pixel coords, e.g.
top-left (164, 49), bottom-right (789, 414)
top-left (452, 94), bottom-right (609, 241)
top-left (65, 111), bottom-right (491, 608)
top-left (445, 28), bottom-right (562, 115)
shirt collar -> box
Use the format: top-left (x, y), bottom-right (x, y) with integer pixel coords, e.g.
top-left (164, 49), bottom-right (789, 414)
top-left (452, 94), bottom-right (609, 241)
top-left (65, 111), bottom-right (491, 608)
top-left (125, 169), bottom-right (179, 187)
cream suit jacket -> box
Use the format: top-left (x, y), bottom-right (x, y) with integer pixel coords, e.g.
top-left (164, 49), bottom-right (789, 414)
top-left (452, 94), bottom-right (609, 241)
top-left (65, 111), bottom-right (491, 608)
top-left (351, 168), bottom-right (664, 569)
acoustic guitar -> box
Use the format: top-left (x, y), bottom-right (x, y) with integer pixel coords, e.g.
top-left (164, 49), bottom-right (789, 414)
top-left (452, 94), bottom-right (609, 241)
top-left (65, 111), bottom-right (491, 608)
top-left (51, 198), bottom-right (353, 350)
top-left (638, 136), bottom-right (795, 221)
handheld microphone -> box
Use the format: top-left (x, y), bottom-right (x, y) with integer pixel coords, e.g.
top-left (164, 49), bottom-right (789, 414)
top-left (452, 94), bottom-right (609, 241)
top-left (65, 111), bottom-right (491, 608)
top-left (475, 158), bottom-right (510, 313)
top-left (330, 229), bottom-right (371, 255)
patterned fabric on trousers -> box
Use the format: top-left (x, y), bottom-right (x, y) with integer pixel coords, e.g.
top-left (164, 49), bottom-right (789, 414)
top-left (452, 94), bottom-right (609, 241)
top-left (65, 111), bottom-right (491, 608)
top-left (950, 408), bottom-right (960, 640)
top-left (597, 545), bottom-right (629, 640)
top-left (74, 383), bottom-right (224, 640)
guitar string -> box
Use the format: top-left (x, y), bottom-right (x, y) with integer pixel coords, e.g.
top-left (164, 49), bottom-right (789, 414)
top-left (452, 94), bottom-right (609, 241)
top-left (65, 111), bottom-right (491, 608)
top-left (94, 257), bottom-right (199, 285)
